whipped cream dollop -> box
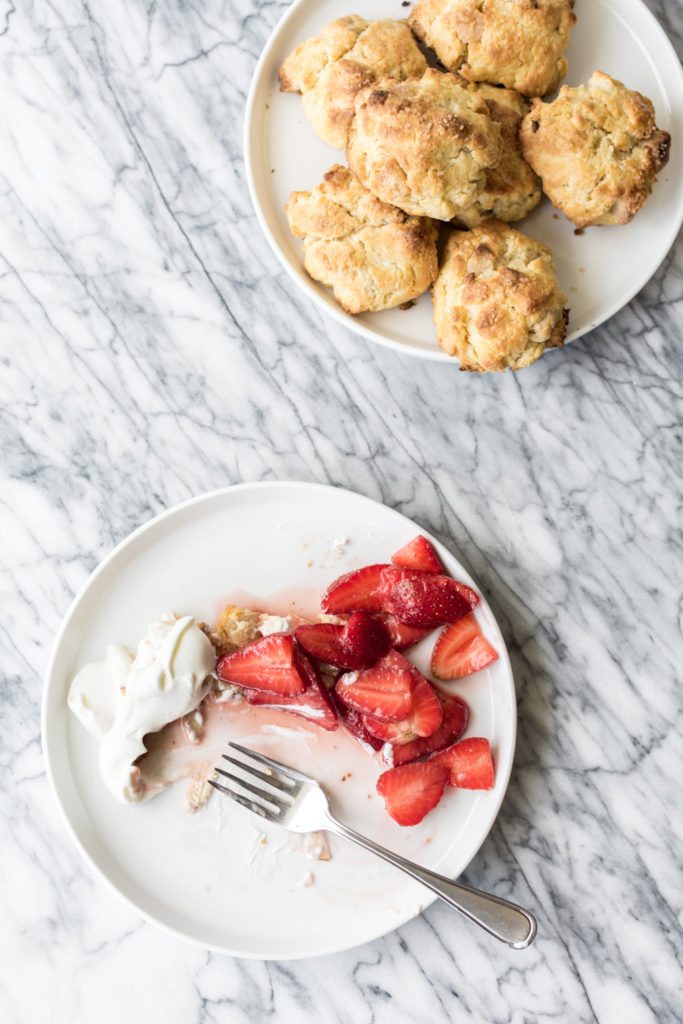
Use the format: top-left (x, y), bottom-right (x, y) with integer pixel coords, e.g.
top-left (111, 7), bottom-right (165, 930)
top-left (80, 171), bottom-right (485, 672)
top-left (68, 613), bottom-right (215, 803)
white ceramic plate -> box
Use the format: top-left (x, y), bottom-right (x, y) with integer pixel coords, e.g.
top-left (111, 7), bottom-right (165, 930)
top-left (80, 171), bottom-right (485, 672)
top-left (42, 482), bottom-right (516, 959)
top-left (245, 0), bottom-right (683, 361)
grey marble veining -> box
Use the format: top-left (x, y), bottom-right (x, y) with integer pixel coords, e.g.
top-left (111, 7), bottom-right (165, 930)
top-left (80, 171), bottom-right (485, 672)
top-left (1, 0), bottom-right (682, 1021)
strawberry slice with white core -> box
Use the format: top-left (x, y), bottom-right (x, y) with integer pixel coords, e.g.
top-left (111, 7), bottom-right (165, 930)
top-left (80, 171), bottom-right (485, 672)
top-left (215, 633), bottom-right (306, 696)
top-left (381, 567), bottom-right (479, 628)
top-left (374, 613), bottom-right (431, 649)
top-left (376, 761), bottom-right (449, 826)
top-left (363, 670), bottom-right (442, 742)
top-left (382, 693), bottom-right (471, 766)
top-left (243, 650), bottom-right (338, 731)
top-left (391, 535), bottom-right (442, 574)
top-left (331, 692), bottom-right (383, 751)
top-left (431, 615), bottom-right (498, 679)
top-left (432, 738), bottom-right (495, 789)
top-left (335, 649), bottom-right (414, 722)
top-left (320, 563), bottom-right (390, 615)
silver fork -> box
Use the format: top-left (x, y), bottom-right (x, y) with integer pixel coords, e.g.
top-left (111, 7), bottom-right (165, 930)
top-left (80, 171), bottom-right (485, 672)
top-left (209, 742), bottom-right (536, 949)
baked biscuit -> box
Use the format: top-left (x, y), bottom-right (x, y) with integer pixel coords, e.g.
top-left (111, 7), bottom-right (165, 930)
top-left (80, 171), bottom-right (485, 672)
top-left (520, 71), bottom-right (671, 227)
top-left (432, 219), bottom-right (568, 371)
top-left (457, 84), bottom-right (541, 227)
top-left (409, 0), bottom-right (576, 97)
top-left (285, 164), bottom-right (438, 314)
top-left (346, 68), bottom-right (502, 221)
top-left (279, 16), bottom-right (427, 149)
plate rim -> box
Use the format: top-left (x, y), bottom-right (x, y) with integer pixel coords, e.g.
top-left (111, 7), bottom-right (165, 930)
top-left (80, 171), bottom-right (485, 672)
top-left (41, 480), bottom-right (517, 959)
top-left (244, 0), bottom-right (683, 363)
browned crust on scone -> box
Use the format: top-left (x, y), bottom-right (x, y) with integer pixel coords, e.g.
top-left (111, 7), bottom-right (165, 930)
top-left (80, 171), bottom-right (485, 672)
top-left (431, 219), bottom-right (568, 372)
top-left (278, 16), bottom-right (427, 149)
top-left (409, 0), bottom-right (576, 97)
top-left (456, 83), bottom-right (542, 226)
top-left (520, 71), bottom-right (671, 227)
top-left (346, 68), bottom-right (502, 221)
top-left (285, 164), bottom-right (438, 314)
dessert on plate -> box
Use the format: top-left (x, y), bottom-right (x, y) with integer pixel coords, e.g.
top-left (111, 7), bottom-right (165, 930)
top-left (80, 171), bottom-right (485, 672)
top-left (285, 164), bottom-right (439, 313)
top-left (519, 70), bottom-right (672, 227)
top-left (455, 83), bottom-right (541, 228)
top-left (346, 68), bottom-right (503, 222)
top-left (409, 0), bottom-right (577, 97)
top-left (279, 16), bottom-right (427, 149)
top-left (68, 535), bottom-right (499, 827)
top-left (431, 218), bottom-right (568, 371)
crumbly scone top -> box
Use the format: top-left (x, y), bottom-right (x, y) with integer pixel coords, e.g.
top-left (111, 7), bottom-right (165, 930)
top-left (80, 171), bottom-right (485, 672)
top-left (279, 17), bottom-right (427, 148)
top-left (346, 68), bottom-right (503, 221)
top-left (432, 219), bottom-right (568, 372)
top-left (455, 82), bottom-right (541, 227)
top-left (519, 70), bottom-right (671, 226)
top-left (410, 0), bottom-right (576, 97)
top-left (285, 164), bottom-right (438, 314)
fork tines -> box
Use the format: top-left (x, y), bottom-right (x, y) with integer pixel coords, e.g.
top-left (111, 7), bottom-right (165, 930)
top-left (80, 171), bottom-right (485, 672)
top-left (208, 742), bottom-right (302, 822)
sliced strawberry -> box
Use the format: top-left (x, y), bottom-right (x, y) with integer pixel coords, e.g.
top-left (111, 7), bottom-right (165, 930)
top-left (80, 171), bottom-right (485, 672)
top-left (243, 650), bottom-right (338, 731)
top-left (383, 694), bottom-right (470, 766)
top-left (364, 670), bottom-right (442, 743)
top-left (320, 564), bottom-right (390, 615)
top-left (374, 613), bottom-right (431, 649)
top-left (381, 567), bottom-right (479, 628)
top-left (431, 615), bottom-right (498, 679)
top-left (295, 623), bottom-right (346, 665)
top-left (331, 691), bottom-right (383, 751)
top-left (376, 761), bottom-right (448, 826)
top-left (335, 650), bottom-right (414, 722)
top-left (215, 633), bottom-right (306, 696)
top-left (295, 612), bottom-right (391, 670)
top-left (432, 738), bottom-right (495, 790)
top-left (339, 611), bottom-right (392, 666)
top-left (391, 534), bottom-right (442, 574)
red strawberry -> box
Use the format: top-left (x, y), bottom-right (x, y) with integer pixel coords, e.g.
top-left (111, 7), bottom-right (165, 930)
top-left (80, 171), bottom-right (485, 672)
top-left (331, 691), bottom-right (383, 751)
top-left (383, 694), bottom-right (470, 766)
top-left (376, 761), bottom-right (448, 826)
top-left (374, 613), bottom-right (431, 649)
top-left (295, 613), bottom-right (391, 670)
top-left (432, 738), bottom-right (495, 790)
top-left (381, 567), bottom-right (479, 628)
top-left (295, 623), bottom-right (346, 666)
top-left (364, 671), bottom-right (442, 742)
top-left (243, 650), bottom-right (338, 731)
top-left (215, 633), bottom-right (306, 696)
top-left (339, 611), bottom-right (392, 666)
top-left (431, 615), bottom-right (498, 679)
top-left (391, 534), bottom-right (442, 574)
top-left (320, 564), bottom-right (390, 615)
top-left (335, 650), bottom-right (414, 722)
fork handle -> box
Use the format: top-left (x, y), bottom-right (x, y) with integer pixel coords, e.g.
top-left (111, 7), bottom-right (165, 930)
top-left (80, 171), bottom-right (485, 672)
top-left (324, 815), bottom-right (536, 948)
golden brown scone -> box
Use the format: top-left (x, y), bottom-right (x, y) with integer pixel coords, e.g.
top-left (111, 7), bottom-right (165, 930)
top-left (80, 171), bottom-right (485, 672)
top-left (279, 16), bottom-right (427, 149)
top-left (346, 68), bottom-right (502, 221)
top-left (432, 219), bottom-right (568, 371)
top-left (456, 84), bottom-right (541, 227)
top-left (520, 71), bottom-right (671, 227)
top-left (213, 604), bottom-right (263, 655)
top-left (409, 0), bottom-right (576, 97)
top-left (285, 164), bottom-right (438, 314)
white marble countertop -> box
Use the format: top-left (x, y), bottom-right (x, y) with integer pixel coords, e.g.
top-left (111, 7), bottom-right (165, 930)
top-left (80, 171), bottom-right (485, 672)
top-left (1, 1), bottom-right (682, 1021)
